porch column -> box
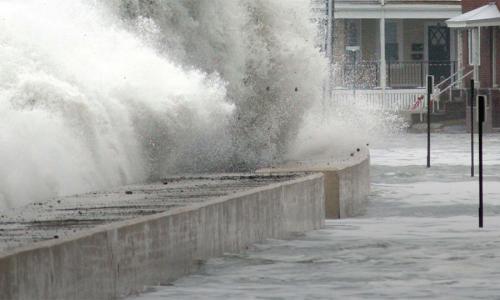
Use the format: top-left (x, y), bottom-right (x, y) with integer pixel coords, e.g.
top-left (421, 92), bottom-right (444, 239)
top-left (380, 17), bottom-right (386, 89)
top-left (493, 27), bottom-right (497, 87)
top-left (457, 29), bottom-right (463, 88)
top-left (473, 27), bottom-right (480, 88)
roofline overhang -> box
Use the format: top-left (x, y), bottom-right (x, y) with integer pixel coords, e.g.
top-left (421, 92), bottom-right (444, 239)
top-left (446, 3), bottom-right (500, 28)
top-left (335, 4), bottom-right (461, 19)
top-left (447, 18), bottom-right (500, 28)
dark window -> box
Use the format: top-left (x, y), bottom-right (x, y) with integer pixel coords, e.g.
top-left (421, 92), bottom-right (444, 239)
top-left (385, 21), bottom-right (399, 61)
top-left (344, 20), bottom-right (361, 63)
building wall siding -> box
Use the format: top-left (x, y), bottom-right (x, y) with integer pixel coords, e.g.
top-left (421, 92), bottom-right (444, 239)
top-left (462, 0), bottom-right (499, 13)
top-left (481, 27), bottom-right (493, 88)
top-left (333, 19), bottom-right (347, 63)
top-left (496, 28), bottom-right (500, 87)
top-left (462, 0), bottom-right (500, 130)
top-left (462, 1), bottom-right (498, 89)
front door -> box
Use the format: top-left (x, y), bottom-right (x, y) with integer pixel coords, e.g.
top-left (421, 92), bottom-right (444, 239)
top-left (428, 25), bottom-right (451, 83)
top-left (493, 97), bottom-right (500, 129)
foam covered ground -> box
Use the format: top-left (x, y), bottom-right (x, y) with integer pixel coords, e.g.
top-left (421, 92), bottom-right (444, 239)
top-left (130, 133), bottom-right (500, 300)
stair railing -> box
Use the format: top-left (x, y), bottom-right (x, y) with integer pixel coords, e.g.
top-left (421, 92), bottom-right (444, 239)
top-left (432, 68), bottom-right (474, 113)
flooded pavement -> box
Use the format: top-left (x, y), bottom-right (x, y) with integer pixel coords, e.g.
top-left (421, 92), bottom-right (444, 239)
top-left (129, 134), bottom-right (500, 300)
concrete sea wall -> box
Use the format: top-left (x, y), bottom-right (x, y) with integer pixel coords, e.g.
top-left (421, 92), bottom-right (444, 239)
top-left (336, 154), bottom-right (370, 218)
top-left (0, 174), bottom-right (324, 300)
top-left (258, 153), bottom-right (371, 219)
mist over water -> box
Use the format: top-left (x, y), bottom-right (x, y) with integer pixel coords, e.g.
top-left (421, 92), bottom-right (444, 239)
top-left (288, 99), bottom-right (409, 163)
top-left (0, 0), bottom-right (327, 208)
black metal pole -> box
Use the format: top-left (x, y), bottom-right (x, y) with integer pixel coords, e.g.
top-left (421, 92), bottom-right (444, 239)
top-left (478, 95), bottom-right (485, 228)
top-left (471, 79), bottom-right (475, 177)
top-left (427, 75), bottom-right (434, 168)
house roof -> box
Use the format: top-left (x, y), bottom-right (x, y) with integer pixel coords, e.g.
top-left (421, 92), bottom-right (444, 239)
top-left (386, 0), bottom-right (460, 2)
top-left (334, 0), bottom-right (461, 19)
top-left (387, 0), bottom-right (460, 2)
top-left (335, 0), bottom-right (460, 3)
top-left (446, 3), bottom-right (500, 28)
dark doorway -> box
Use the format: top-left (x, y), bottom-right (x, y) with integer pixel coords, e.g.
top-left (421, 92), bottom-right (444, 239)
top-left (493, 97), bottom-right (500, 129)
top-left (428, 25), bottom-right (451, 84)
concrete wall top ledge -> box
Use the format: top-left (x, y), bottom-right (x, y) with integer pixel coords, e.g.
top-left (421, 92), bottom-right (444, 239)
top-left (256, 151), bottom-right (370, 174)
top-left (0, 173), bottom-right (324, 261)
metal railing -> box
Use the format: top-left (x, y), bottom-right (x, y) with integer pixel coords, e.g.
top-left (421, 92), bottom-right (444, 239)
top-left (432, 67), bottom-right (474, 112)
top-left (332, 60), bottom-right (457, 89)
top-left (435, 69), bottom-right (473, 96)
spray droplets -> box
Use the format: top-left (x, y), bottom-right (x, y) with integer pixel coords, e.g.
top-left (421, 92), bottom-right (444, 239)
top-left (0, 0), bottom-right (328, 208)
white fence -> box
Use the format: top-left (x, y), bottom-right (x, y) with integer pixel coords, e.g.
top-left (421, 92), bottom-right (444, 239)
top-left (330, 89), bottom-right (427, 112)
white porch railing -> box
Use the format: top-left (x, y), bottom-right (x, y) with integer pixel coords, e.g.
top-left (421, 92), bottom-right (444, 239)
top-left (330, 88), bottom-right (427, 112)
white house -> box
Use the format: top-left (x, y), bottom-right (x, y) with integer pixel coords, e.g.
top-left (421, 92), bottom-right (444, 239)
top-left (314, 0), bottom-right (463, 112)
